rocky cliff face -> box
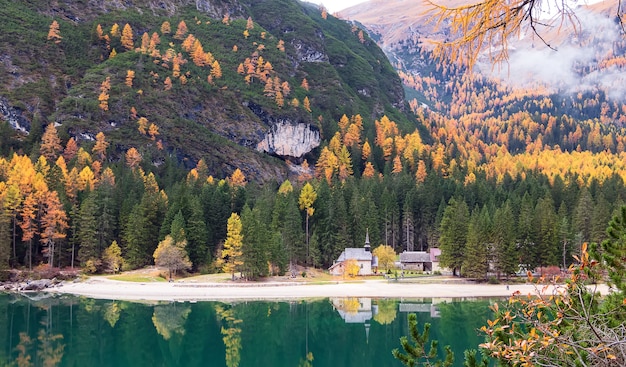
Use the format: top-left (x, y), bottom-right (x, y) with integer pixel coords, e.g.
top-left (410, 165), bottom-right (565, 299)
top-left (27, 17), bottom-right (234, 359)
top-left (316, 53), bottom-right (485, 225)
top-left (256, 121), bottom-right (320, 159)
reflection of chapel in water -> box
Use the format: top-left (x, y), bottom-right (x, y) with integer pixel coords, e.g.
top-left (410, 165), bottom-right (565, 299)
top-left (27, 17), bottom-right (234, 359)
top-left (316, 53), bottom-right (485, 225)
top-left (331, 298), bottom-right (377, 342)
top-left (331, 298), bottom-right (442, 341)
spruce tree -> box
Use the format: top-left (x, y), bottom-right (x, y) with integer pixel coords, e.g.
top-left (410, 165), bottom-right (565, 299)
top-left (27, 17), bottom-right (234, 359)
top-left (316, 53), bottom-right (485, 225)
top-left (186, 196), bottom-right (209, 269)
top-left (535, 195), bottom-right (559, 269)
top-left (517, 193), bottom-right (537, 270)
top-left (77, 193), bottom-right (98, 265)
top-left (241, 205), bottom-right (269, 280)
top-left (439, 197), bottom-right (469, 276)
top-left (493, 202), bottom-right (518, 278)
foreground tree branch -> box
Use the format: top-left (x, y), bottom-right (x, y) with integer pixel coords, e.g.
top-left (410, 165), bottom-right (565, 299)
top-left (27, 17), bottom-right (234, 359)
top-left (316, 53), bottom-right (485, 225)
top-left (425, 0), bottom-right (583, 68)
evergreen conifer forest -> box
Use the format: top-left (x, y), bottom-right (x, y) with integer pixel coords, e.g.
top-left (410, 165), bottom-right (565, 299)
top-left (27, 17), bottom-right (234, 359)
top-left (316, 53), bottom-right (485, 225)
top-left (1, 0), bottom-right (626, 282)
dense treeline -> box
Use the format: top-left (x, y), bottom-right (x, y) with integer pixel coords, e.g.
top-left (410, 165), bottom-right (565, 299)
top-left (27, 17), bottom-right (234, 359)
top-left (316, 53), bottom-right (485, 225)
top-left (1, 118), bottom-right (625, 280)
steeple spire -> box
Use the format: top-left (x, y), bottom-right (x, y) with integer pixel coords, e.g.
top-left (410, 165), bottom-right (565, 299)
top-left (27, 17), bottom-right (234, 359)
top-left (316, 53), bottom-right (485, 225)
top-left (365, 228), bottom-right (370, 252)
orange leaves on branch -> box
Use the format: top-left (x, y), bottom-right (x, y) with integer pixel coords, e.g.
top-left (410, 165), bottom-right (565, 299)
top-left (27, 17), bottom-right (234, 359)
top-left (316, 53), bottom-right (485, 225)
top-left (362, 140), bottom-right (372, 161)
top-left (174, 20), bottom-right (188, 40)
top-left (298, 159), bottom-right (313, 183)
top-left (78, 166), bottom-right (96, 191)
top-left (110, 23), bottom-right (120, 37)
top-left (137, 117), bottom-right (148, 135)
top-left (161, 21), bottom-right (171, 34)
top-left (315, 146), bottom-right (338, 184)
top-left (392, 156), bottom-right (403, 174)
top-left (375, 116), bottom-right (399, 161)
top-left (92, 132), bottom-right (109, 162)
top-left (95, 24), bottom-right (104, 40)
top-left (303, 96), bottom-right (311, 112)
top-left (301, 78), bottom-right (309, 91)
top-left (164, 77), bottom-right (173, 91)
top-left (415, 160), bottom-right (428, 184)
top-left (98, 77), bottom-right (111, 111)
top-left (246, 17), bottom-right (254, 30)
top-left (228, 168), bottom-right (247, 188)
top-left (125, 147), bottom-right (142, 170)
top-left (40, 123), bottom-right (63, 162)
top-left (363, 162), bottom-right (376, 178)
top-left (210, 60), bottom-right (222, 79)
top-left (121, 23), bottom-right (134, 50)
top-left (277, 39), bottom-right (285, 52)
top-left (47, 20), bottom-right (62, 44)
top-left (125, 70), bottom-right (135, 87)
top-left (148, 123), bottom-right (159, 140)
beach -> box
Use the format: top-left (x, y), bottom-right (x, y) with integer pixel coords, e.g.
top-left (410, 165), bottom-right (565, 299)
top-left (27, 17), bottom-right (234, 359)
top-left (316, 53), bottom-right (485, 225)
top-left (43, 276), bottom-right (611, 302)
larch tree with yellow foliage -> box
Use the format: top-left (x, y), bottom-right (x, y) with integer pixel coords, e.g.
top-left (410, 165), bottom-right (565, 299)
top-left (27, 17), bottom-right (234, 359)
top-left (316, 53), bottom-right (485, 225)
top-left (173, 20), bottom-right (188, 40)
top-left (298, 182), bottom-right (317, 264)
top-left (98, 77), bottom-right (111, 111)
top-left (40, 123), bottom-right (63, 161)
top-left (221, 213), bottom-right (244, 280)
top-left (92, 132), bottom-right (109, 162)
top-left (47, 20), bottom-right (62, 44)
top-left (121, 23), bottom-right (134, 50)
top-left (211, 60), bottom-right (222, 79)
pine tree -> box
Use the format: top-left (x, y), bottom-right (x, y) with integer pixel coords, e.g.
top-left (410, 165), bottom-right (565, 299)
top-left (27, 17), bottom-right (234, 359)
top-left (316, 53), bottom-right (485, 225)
top-left (574, 187), bottom-right (594, 245)
top-left (186, 195), bottom-right (209, 269)
top-left (77, 193), bottom-right (98, 265)
top-left (493, 202), bottom-right (518, 278)
top-left (462, 206), bottom-right (490, 279)
top-left (535, 195), bottom-right (559, 269)
top-left (241, 205), bottom-right (271, 280)
top-left (272, 180), bottom-right (302, 272)
top-left (438, 197), bottom-right (469, 276)
top-left (517, 193), bottom-right (537, 270)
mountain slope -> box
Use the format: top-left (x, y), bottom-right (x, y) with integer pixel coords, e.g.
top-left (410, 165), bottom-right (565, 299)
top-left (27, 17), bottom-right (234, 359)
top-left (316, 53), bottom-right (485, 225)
top-left (0, 0), bottom-right (412, 181)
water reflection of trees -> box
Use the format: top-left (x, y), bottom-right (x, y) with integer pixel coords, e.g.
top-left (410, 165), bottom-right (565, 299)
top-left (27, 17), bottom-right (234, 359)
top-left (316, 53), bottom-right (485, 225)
top-left (215, 305), bottom-right (243, 367)
top-left (103, 302), bottom-right (121, 327)
top-left (5, 296), bottom-right (69, 367)
top-left (374, 299), bottom-right (397, 325)
top-left (152, 303), bottom-right (191, 340)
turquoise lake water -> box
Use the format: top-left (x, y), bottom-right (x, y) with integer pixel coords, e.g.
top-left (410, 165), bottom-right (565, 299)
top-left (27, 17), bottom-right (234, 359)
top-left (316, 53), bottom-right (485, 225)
top-left (0, 294), bottom-right (495, 366)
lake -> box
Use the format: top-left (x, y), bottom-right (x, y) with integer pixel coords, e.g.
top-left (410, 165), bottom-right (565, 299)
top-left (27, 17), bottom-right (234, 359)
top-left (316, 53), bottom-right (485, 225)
top-left (0, 294), bottom-right (495, 366)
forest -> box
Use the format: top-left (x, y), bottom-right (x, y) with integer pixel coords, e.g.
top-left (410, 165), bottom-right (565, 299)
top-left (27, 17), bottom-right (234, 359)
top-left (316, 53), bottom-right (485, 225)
top-left (2, 4), bottom-right (626, 281)
top-left (1, 109), bottom-right (624, 280)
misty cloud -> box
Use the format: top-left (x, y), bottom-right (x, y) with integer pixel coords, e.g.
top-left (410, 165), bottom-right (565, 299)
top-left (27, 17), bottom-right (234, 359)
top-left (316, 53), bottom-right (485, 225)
top-left (485, 7), bottom-right (626, 99)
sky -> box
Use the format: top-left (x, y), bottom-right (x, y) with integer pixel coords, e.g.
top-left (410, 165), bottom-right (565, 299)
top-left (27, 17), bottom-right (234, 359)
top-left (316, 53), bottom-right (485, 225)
top-left (305, 0), bottom-right (369, 13)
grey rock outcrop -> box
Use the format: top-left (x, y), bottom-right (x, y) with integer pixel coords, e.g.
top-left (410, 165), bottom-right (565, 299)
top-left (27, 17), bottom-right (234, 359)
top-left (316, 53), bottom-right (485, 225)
top-left (0, 98), bottom-right (30, 134)
top-left (257, 121), bottom-right (320, 158)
